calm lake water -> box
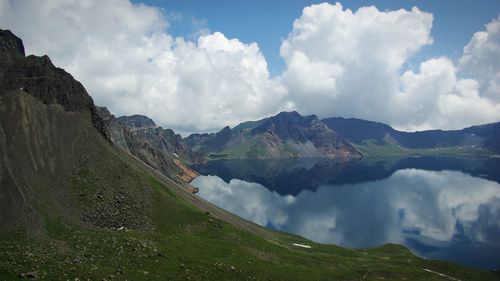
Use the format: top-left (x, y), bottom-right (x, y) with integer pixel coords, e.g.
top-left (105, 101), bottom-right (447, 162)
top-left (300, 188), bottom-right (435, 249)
top-left (191, 156), bottom-right (500, 270)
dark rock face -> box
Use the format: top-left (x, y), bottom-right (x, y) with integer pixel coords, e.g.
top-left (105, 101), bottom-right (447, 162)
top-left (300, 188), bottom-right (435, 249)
top-left (0, 29), bottom-right (107, 138)
top-left (130, 127), bottom-right (204, 164)
top-left (117, 115), bottom-right (156, 130)
top-left (96, 106), bottom-right (132, 152)
top-left (185, 111), bottom-right (362, 159)
top-left (0, 29), bottom-right (25, 60)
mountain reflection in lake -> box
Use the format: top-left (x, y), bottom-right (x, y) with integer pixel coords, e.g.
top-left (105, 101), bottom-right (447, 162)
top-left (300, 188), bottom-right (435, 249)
top-left (191, 157), bottom-right (500, 270)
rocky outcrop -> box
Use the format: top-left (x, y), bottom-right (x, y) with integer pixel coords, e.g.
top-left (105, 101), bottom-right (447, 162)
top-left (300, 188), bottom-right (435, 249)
top-left (131, 126), bottom-right (205, 165)
top-left (96, 108), bottom-right (205, 184)
top-left (96, 107), bottom-right (132, 152)
top-left (0, 29), bottom-right (107, 139)
top-left (117, 115), bottom-right (156, 130)
top-left (185, 111), bottom-right (362, 160)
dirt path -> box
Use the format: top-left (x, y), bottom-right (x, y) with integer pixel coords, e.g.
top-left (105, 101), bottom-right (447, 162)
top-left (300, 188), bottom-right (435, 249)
top-left (423, 268), bottom-right (463, 281)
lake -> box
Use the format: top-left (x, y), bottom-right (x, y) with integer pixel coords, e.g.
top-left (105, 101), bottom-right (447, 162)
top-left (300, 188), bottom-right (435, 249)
top-left (191, 156), bottom-right (500, 270)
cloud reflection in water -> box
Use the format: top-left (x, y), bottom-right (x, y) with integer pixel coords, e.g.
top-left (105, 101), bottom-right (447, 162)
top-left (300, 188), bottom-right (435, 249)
top-left (193, 169), bottom-right (500, 269)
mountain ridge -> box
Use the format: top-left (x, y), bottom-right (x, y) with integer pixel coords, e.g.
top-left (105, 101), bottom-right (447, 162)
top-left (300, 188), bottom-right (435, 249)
top-left (185, 111), bottom-right (362, 159)
top-left (96, 107), bottom-right (204, 187)
top-left (323, 117), bottom-right (500, 155)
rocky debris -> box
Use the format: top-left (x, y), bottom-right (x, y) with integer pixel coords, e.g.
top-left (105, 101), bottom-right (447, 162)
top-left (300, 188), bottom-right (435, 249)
top-left (213, 262), bottom-right (241, 274)
top-left (18, 271), bottom-right (37, 279)
top-left (208, 218), bottom-right (223, 229)
top-left (71, 168), bottom-right (153, 231)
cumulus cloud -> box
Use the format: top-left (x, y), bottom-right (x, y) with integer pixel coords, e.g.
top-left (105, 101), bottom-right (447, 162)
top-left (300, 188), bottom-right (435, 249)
top-left (0, 0), bottom-right (499, 132)
top-left (459, 15), bottom-right (500, 103)
top-left (393, 57), bottom-right (500, 130)
top-left (280, 3), bottom-right (434, 124)
top-left (280, 2), bottom-right (500, 130)
top-left (0, 0), bottom-right (288, 133)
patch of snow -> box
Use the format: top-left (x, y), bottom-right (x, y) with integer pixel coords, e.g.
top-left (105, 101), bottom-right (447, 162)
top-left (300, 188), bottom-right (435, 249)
top-left (292, 243), bottom-right (311, 249)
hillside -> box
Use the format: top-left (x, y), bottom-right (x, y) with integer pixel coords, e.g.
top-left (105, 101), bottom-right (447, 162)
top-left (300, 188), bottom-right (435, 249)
top-left (97, 107), bottom-right (204, 186)
top-left (323, 117), bottom-right (500, 156)
top-left (185, 111), bottom-right (362, 160)
top-left (1, 29), bottom-right (498, 280)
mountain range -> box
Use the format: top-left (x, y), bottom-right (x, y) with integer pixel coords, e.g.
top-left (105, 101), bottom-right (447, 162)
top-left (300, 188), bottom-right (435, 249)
top-left (323, 117), bottom-right (500, 156)
top-left (1, 29), bottom-right (498, 280)
top-left (183, 112), bottom-right (500, 159)
top-left (185, 111), bottom-right (362, 159)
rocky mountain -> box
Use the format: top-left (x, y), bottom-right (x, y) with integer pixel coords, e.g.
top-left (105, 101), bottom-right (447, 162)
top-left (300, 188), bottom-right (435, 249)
top-left (0, 30), bottom-right (106, 137)
top-left (0, 29), bottom-right (495, 281)
top-left (117, 114), bottom-right (156, 130)
top-left (185, 111), bottom-right (362, 159)
top-left (0, 29), bottom-right (152, 233)
top-left (323, 117), bottom-right (500, 156)
top-left (96, 108), bottom-right (204, 186)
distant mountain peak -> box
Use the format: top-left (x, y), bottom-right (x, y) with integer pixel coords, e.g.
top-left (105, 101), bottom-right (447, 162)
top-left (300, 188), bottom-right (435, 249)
top-left (272, 111), bottom-right (317, 121)
top-left (185, 110), bottom-right (361, 159)
top-left (275, 110), bottom-right (301, 117)
top-left (0, 29), bottom-right (25, 57)
top-left (117, 115), bottom-right (157, 129)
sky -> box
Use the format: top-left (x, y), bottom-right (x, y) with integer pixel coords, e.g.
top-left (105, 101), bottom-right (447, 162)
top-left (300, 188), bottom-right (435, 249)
top-left (147, 0), bottom-right (500, 75)
top-left (1, 0), bottom-right (500, 135)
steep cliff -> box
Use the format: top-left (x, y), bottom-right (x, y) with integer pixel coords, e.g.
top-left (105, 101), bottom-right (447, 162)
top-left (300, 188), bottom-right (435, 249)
top-left (96, 108), bottom-right (204, 186)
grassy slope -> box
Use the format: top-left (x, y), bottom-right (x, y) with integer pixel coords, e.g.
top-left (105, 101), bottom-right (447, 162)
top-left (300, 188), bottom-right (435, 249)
top-left (354, 140), bottom-right (494, 158)
top-left (0, 93), bottom-right (498, 280)
top-left (209, 137), bottom-right (496, 160)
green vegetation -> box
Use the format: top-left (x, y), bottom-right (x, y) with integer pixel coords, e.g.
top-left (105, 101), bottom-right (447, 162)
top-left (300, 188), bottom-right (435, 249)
top-left (216, 136), bottom-right (267, 159)
top-left (1, 158), bottom-right (499, 280)
top-left (2, 31), bottom-right (498, 280)
top-left (0, 170), bottom-right (497, 276)
top-left (355, 140), bottom-right (494, 157)
top-left (0, 93), bottom-right (497, 280)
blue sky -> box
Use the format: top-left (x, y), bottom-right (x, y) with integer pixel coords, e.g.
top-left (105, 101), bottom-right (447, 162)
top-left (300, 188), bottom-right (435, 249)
top-left (140, 0), bottom-right (500, 75)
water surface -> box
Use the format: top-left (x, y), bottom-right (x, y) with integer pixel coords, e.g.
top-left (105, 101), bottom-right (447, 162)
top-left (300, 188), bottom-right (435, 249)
top-left (192, 156), bottom-right (500, 270)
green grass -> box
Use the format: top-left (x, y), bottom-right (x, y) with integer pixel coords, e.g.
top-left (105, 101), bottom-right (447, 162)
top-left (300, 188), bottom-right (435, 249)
top-left (355, 140), bottom-right (494, 157)
top-left (1, 170), bottom-right (498, 280)
top-left (1, 93), bottom-right (498, 280)
top-left (216, 136), bottom-right (267, 159)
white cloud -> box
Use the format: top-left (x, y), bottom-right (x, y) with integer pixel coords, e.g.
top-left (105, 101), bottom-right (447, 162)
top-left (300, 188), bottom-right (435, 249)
top-left (280, 2), bottom-right (500, 130)
top-left (280, 2), bottom-right (434, 123)
top-left (460, 15), bottom-right (500, 103)
top-left (0, 0), bottom-right (287, 133)
top-left (0, 0), bottom-right (499, 133)
top-left (393, 57), bottom-right (500, 130)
